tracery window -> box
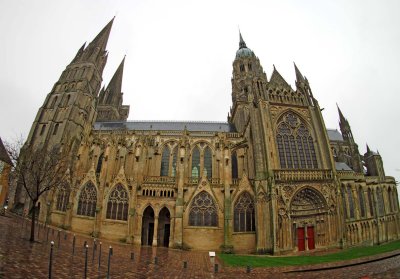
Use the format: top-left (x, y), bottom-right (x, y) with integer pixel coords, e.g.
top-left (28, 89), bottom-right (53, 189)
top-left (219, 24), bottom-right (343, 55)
top-left (171, 147), bottom-right (178, 177)
top-left (191, 147), bottom-right (200, 177)
top-left (368, 188), bottom-right (374, 217)
top-left (234, 192), bottom-right (255, 232)
top-left (347, 186), bottom-right (355, 218)
top-left (106, 184), bottom-right (129, 221)
top-left (189, 191), bottom-right (218, 226)
top-left (96, 153), bottom-right (104, 174)
top-left (358, 187), bottom-right (366, 218)
top-left (388, 188), bottom-right (393, 213)
top-left (56, 184), bottom-right (70, 212)
top-left (160, 147), bottom-right (170, 176)
top-left (77, 182), bottom-right (97, 217)
top-left (231, 151), bottom-right (238, 179)
top-left (377, 188), bottom-right (385, 216)
top-left (341, 186), bottom-right (348, 218)
top-left (204, 147), bottom-right (212, 178)
top-left (276, 112), bottom-right (318, 169)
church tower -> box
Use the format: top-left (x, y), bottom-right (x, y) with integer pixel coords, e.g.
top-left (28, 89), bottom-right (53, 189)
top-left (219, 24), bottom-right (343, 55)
top-left (26, 18), bottom-right (114, 151)
top-left (337, 106), bottom-right (363, 172)
top-left (97, 56), bottom-right (130, 121)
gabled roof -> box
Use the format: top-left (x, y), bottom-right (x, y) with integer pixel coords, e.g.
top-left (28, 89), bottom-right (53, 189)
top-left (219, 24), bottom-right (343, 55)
top-left (327, 129), bottom-right (344, 141)
top-left (0, 137), bottom-right (12, 166)
top-left (94, 121), bottom-right (236, 133)
top-left (269, 67), bottom-right (292, 90)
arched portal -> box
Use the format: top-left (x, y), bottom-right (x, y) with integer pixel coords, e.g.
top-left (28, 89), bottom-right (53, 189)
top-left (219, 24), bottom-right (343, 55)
top-left (141, 206), bottom-right (155, 246)
top-left (290, 187), bottom-right (328, 252)
top-left (158, 207), bottom-right (171, 247)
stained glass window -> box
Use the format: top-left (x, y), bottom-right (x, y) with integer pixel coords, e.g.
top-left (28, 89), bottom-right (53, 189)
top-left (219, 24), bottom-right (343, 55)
top-left (368, 188), bottom-right (374, 217)
top-left (358, 187), bottom-right (366, 218)
top-left (234, 192), bottom-right (255, 232)
top-left (347, 186), bottom-right (355, 218)
top-left (106, 184), bottom-right (129, 221)
top-left (276, 112), bottom-right (318, 169)
top-left (160, 147), bottom-right (170, 176)
top-left (189, 191), bottom-right (218, 226)
top-left (77, 182), bottom-right (97, 217)
top-left (191, 147), bottom-right (200, 178)
top-left (204, 147), bottom-right (212, 178)
top-left (231, 152), bottom-right (238, 179)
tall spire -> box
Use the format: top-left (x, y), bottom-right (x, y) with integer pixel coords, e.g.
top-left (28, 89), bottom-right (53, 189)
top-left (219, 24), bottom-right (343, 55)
top-left (101, 56), bottom-right (125, 106)
top-left (366, 144), bottom-right (371, 154)
top-left (336, 103), bottom-right (347, 124)
top-left (294, 62), bottom-right (305, 83)
top-left (87, 17), bottom-right (114, 53)
top-left (239, 30), bottom-right (247, 49)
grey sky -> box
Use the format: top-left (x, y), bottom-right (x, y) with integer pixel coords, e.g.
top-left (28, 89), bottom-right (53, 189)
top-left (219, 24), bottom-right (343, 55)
top-left (0, 0), bottom-right (399, 184)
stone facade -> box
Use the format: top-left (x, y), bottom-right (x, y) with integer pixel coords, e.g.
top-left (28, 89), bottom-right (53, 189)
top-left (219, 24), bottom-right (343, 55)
top-left (15, 20), bottom-right (400, 254)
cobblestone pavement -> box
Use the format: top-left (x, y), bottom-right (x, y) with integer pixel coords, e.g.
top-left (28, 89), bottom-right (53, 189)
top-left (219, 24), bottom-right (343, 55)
top-left (1, 214), bottom-right (400, 278)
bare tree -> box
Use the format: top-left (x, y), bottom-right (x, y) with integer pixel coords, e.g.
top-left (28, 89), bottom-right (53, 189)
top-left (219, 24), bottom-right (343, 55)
top-left (6, 139), bottom-right (71, 242)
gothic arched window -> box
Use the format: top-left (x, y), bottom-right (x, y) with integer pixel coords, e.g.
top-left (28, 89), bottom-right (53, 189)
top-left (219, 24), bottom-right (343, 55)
top-left (368, 188), bottom-right (374, 217)
top-left (358, 187), bottom-right (366, 218)
top-left (231, 151), bottom-right (238, 179)
top-left (234, 192), bottom-right (255, 232)
top-left (106, 184), bottom-right (129, 221)
top-left (77, 182), bottom-right (97, 217)
top-left (204, 147), bottom-right (212, 178)
top-left (160, 147), bottom-right (170, 176)
top-left (377, 188), bottom-right (385, 216)
top-left (56, 184), bottom-right (70, 212)
top-left (388, 188), bottom-right (393, 213)
top-left (171, 147), bottom-right (178, 177)
top-left (191, 147), bottom-right (200, 177)
top-left (96, 153), bottom-right (104, 174)
top-left (341, 186), bottom-right (348, 218)
top-left (347, 186), bottom-right (355, 218)
top-left (189, 191), bottom-right (218, 226)
top-left (276, 112), bottom-right (318, 169)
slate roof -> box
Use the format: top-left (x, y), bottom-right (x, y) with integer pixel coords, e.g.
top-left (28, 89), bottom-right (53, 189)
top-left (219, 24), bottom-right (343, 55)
top-left (335, 162), bottom-right (352, 171)
top-left (94, 121), bottom-right (236, 133)
top-left (0, 137), bottom-right (12, 166)
top-left (327, 129), bottom-right (344, 141)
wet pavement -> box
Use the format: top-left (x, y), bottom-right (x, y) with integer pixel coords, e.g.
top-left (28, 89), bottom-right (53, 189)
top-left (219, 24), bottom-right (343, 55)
top-left (1, 214), bottom-right (400, 278)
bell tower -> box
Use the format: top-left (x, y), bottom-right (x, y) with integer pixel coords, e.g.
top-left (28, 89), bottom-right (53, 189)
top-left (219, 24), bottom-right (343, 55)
top-left (26, 18), bottom-right (114, 151)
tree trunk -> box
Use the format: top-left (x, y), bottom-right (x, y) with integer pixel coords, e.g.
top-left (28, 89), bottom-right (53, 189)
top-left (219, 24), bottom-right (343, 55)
top-left (30, 205), bottom-right (36, 242)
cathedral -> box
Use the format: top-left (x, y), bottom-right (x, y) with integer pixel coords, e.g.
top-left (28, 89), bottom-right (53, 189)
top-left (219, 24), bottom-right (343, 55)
top-left (14, 18), bottom-right (400, 254)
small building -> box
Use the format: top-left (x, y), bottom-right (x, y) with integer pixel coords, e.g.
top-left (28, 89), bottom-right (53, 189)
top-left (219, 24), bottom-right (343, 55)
top-left (0, 137), bottom-right (13, 208)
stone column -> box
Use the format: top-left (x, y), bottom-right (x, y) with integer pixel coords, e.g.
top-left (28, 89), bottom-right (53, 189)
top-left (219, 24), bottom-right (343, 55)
top-left (152, 215), bottom-right (159, 246)
top-left (134, 214), bottom-right (143, 245)
top-left (173, 146), bottom-right (185, 247)
top-left (223, 148), bottom-right (233, 252)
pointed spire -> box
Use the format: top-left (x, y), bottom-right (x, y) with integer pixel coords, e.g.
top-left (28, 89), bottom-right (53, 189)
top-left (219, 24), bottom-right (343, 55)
top-left (88, 17), bottom-right (114, 53)
top-left (366, 144), bottom-right (371, 154)
top-left (294, 62), bottom-right (305, 83)
top-left (239, 30), bottom-right (247, 49)
top-left (336, 103), bottom-right (346, 123)
top-left (103, 56), bottom-right (125, 106)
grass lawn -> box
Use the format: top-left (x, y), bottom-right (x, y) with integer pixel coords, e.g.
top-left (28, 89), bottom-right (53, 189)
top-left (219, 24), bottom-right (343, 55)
top-left (218, 240), bottom-right (400, 267)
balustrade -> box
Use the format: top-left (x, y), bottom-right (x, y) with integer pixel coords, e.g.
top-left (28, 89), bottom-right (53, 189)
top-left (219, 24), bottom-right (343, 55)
top-left (273, 169), bottom-right (333, 182)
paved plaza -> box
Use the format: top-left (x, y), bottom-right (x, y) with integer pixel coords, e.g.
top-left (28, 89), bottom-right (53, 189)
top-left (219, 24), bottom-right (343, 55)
top-left (1, 214), bottom-right (400, 278)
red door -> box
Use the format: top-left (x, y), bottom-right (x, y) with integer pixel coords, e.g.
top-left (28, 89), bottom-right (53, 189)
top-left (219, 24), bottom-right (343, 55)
top-left (297, 227), bottom-right (305, 251)
top-left (307, 226), bottom-right (315, 250)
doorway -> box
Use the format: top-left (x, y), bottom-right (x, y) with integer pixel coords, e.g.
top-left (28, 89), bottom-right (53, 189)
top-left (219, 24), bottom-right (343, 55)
top-left (141, 206), bottom-right (155, 246)
top-left (307, 226), bottom-right (315, 250)
top-left (158, 207), bottom-right (171, 247)
top-left (297, 227), bottom-right (305, 251)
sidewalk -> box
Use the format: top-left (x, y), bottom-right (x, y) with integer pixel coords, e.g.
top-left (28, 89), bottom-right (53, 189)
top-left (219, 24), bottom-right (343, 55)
top-left (1, 214), bottom-right (400, 278)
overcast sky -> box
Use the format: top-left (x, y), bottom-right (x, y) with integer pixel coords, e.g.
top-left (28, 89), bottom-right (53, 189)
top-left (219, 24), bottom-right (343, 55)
top-left (0, 0), bottom-right (399, 184)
